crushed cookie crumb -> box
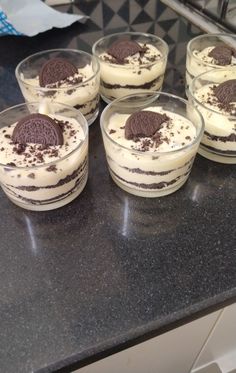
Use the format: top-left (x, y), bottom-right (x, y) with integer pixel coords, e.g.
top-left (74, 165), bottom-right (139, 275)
top-left (46, 165), bottom-right (57, 172)
top-left (28, 173), bottom-right (35, 179)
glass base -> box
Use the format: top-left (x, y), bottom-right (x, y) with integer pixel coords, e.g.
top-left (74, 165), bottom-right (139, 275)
top-left (87, 107), bottom-right (99, 126)
top-left (101, 94), bottom-right (113, 105)
top-left (110, 173), bottom-right (188, 197)
top-left (4, 177), bottom-right (87, 211)
top-left (100, 83), bottom-right (165, 105)
top-left (198, 146), bottom-right (236, 164)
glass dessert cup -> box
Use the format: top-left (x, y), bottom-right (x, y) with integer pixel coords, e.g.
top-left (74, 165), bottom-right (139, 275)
top-left (15, 49), bottom-right (100, 126)
top-left (0, 102), bottom-right (88, 211)
top-left (92, 32), bottom-right (169, 104)
top-left (186, 34), bottom-right (236, 96)
top-left (189, 68), bottom-right (236, 164)
top-left (100, 92), bottom-right (204, 197)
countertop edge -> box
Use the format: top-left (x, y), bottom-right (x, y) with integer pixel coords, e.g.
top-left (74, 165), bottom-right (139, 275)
top-left (36, 289), bottom-right (236, 373)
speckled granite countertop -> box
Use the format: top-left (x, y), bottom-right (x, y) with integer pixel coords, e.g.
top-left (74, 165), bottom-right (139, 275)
top-left (0, 1), bottom-right (235, 372)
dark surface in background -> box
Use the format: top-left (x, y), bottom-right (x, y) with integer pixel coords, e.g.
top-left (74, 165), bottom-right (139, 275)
top-left (0, 1), bottom-right (235, 372)
top-left (182, 0), bottom-right (236, 32)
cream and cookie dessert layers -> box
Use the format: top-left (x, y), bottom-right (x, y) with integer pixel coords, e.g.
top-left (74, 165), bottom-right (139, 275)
top-left (93, 34), bottom-right (168, 103)
top-left (101, 97), bottom-right (203, 197)
top-left (0, 107), bottom-right (88, 210)
top-left (186, 34), bottom-right (236, 93)
top-left (16, 51), bottom-right (100, 125)
top-left (189, 70), bottom-right (236, 163)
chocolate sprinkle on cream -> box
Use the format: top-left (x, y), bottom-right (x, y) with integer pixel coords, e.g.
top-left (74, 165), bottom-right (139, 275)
top-left (6, 162), bottom-right (16, 167)
top-left (46, 165), bottom-right (57, 172)
top-left (12, 114), bottom-right (63, 146)
top-left (39, 58), bottom-right (77, 87)
top-left (214, 79), bottom-right (236, 105)
top-left (107, 40), bottom-right (144, 63)
top-left (208, 46), bottom-right (235, 66)
top-left (125, 110), bottom-right (169, 140)
top-left (28, 173), bottom-right (35, 179)
top-left (13, 143), bottom-right (26, 155)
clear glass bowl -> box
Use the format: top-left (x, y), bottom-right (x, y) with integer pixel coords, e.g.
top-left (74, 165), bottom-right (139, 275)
top-left (100, 92), bottom-right (204, 197)
top-left (92, 32), bottom-right (168, 103)
top-left (0, 102), bottom-right (88, 211)
top-left (15, 49), bottom-right (100, 125)
top-left (189, 68), bottom-right (236, 164)
top-left (186, 34), bottom-right (236, 96)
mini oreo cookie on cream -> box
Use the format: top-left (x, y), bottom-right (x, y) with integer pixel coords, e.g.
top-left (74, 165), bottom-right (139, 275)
top-left (12, 113), bottom-right (63, 146)
top-left (208, 46), bottom-right (236, 66)
top-left (93, 34), bottom-right (168, 103)
top-left (195, 45), bottom-right (236, 67)
top-left (39, 58), bottom-right (78, 87)
top-left (0, 111), bottom-right (88, 210)
top-left (186, 39), bottom-right (236, 92)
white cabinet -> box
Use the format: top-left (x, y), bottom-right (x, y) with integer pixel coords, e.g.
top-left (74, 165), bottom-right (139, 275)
top-left (77, 311), bottom-right (220, 373)
top-left (192, 303), bottom-right (236, 373)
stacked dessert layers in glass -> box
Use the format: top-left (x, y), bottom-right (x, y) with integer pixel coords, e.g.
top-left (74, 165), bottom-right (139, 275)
top-left (186, 34), bottom-right (236, 94)
top-left (0, 31), bottom-right (235, 209)
top-left (187, 34), bottom-right (236, 164)
top-left (0, 103), bottom-right (88, 211)
top-left (92, 32), bottom-right (169, 103)
top-left (100, 92), bottom-right (203, 197)
top-left (189, 69), bottom-right (236, 163)
top-left (16, 50), bottom-right (100, 126)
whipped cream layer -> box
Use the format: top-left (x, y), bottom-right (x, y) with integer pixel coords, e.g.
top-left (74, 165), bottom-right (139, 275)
top-left (19, 63), bottom-right (100, 124)
top-left (186, 45), bottom-right (236, 90)
top-left (99, 43), bottom-right (167, 102)
top-left (102, 107), bottom-right (198, 197)
top-left (191, 83), bottom-right (236, 161)
top-left (0, 114), bottom-right (88, 210)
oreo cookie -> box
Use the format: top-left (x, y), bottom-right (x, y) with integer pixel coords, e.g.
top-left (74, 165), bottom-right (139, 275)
top-left (107, 40), bottom-right (143, 63)
top-left (208, 45), bottom-right (235, 66)
top-left (12, 114), bottom-right (63, 146)
top-left (214, 79), bottom-right (236, 104)
top-left (39, 58), bottom-right (77, 87)
top-left (125, 111), bottom-right (168, 140)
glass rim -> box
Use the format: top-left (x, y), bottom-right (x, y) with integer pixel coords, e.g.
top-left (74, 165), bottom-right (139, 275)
top-left (0, 101), bottom-right (88, 170)
top-left (187, 33), bottom-right (236, 68)
top-left (100, 91), bottom-right (204, 156)
top-left (15, 48), bottom-right (100, 91)
top-left (189, 67), bottom-right (236, 117)
top-left (92, 31), bottom-right (169, 68)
